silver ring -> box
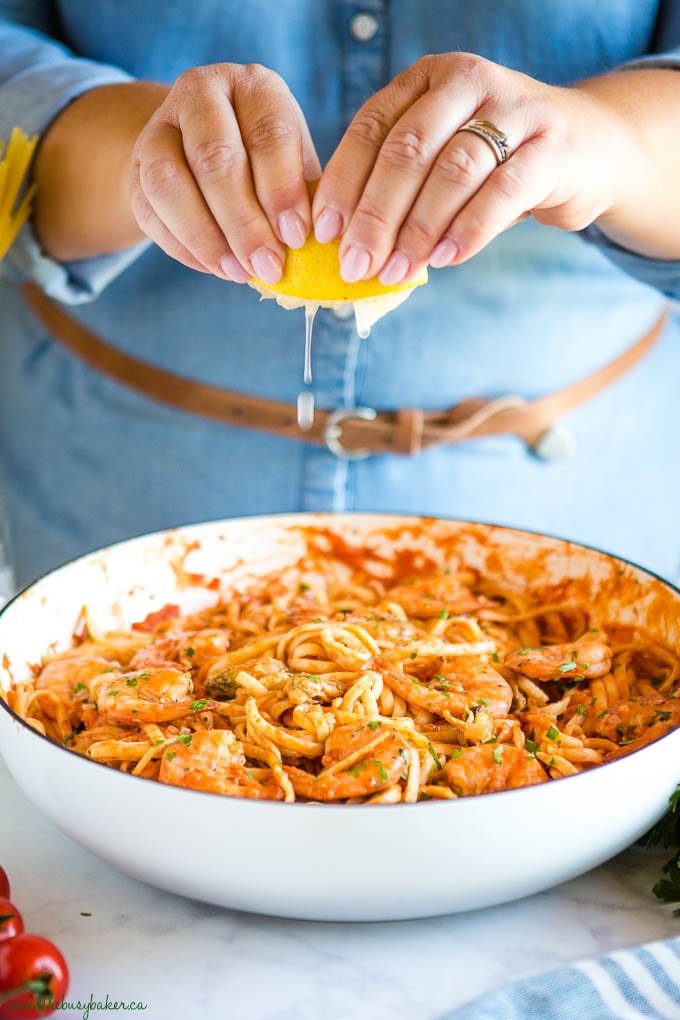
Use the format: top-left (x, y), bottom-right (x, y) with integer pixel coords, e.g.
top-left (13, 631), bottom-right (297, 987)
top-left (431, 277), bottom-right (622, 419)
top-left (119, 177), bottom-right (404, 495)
top-left (457, 119), bottom-right (512, 165)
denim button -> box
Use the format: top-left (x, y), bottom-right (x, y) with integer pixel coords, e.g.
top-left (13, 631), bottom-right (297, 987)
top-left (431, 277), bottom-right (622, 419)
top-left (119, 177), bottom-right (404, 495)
top-left (349, 12), bottom-right (379, 42)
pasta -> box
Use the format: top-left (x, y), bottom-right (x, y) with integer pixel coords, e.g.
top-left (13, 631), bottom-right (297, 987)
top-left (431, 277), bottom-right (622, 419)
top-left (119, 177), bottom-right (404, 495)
top-left (10, 552), bottom-right (680, 804)
top-left (0, 127), bottom-right (38, 261)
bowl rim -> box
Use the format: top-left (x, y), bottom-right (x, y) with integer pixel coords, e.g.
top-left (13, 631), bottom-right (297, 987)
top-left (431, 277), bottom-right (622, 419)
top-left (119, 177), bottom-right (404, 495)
top-left (2, 509), bottom-right (679, 812)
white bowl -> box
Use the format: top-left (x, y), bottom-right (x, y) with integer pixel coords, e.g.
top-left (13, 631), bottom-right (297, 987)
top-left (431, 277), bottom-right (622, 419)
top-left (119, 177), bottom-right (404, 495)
top-left (1, 513), bottom-right (679, 922)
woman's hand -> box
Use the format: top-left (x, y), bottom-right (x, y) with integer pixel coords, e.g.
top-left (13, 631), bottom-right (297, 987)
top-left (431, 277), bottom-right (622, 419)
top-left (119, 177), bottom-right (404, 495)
top-left (129, 63), bottom-right (321, 282)
top-left (312, 52), bottom-right (647, 285)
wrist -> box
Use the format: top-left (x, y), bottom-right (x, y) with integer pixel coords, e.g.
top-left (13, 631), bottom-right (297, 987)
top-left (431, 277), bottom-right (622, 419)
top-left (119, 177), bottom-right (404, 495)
top-left (33, 81), bottom-right (170, 260)
top-left (569, 71), bottom-right (677, 258)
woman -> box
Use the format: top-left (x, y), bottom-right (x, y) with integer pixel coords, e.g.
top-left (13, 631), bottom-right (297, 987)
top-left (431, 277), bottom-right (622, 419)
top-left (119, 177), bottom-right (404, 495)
top-left (0, 1), bottom-right (679, 586)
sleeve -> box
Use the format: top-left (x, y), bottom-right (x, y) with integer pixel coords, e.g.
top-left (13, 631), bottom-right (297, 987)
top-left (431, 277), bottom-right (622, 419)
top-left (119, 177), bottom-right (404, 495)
top-left (0, 3), bottom-right (150, 304)
top-left (579, 0), bottom-right (680, 301)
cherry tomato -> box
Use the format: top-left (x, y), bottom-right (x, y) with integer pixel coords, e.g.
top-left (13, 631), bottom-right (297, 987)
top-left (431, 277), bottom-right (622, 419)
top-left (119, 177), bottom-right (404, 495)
top-left (0, 901), bottom-right (23, 943)
top-left (0, 871), bottom-right (8, 901)
top-left (0, 934), bottom-right (69, 1019)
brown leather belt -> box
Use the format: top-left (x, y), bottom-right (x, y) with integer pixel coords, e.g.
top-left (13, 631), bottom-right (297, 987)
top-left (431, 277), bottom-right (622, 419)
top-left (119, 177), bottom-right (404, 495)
top-left (21, 281), bottom-right (668, 460)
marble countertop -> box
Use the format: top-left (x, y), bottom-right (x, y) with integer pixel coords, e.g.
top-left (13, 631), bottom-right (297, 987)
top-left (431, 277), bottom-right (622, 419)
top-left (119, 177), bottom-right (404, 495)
top-left (2, 757), bottom-right (678, 1020)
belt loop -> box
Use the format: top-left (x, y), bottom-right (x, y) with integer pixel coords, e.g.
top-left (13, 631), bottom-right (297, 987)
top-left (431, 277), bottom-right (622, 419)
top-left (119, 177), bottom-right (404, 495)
top-left (395, 408), bottom-right (424, 455)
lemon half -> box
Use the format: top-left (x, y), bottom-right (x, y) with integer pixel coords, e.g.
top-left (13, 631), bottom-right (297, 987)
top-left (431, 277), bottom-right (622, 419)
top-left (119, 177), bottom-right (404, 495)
top-left (249, 231), bottom-right (428, 337)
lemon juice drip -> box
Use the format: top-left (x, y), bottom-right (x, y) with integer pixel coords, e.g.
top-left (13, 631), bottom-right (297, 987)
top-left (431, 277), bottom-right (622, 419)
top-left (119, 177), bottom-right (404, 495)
top-left (296, 305), bottom-right (318, 431)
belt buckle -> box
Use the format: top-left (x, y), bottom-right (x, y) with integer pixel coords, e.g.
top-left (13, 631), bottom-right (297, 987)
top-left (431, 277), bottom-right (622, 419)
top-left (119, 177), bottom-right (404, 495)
top-left (324, 406), bottom-right (377, 460)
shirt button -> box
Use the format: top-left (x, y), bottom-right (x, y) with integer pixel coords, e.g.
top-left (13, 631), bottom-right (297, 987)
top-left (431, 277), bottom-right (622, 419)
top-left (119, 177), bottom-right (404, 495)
top-left (331, 303), bottom-right (354, 321)
top-left (349, 12), bottom-right (379, 42)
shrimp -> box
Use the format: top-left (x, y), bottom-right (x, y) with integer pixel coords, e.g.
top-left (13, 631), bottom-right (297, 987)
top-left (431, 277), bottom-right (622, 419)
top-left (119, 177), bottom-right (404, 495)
top-left (593, 695), bottom-right (680, 749)
top-left (504, 637), bottom-right (612, 681)
top-left (384, 575), bottom-right (486, 618)
top-left (338, 608), bottom-right (418, 647)
top-left (129, 628), bottom-right (230, 671)
top-left (284, 722), bottom-right (410, 801)
top-left (95, 666), bottom-right (196, 724)
top-left (34, 656), bottom-right (117, 704)
top-left (380, 656), bottom-right (512, 721)
top-left (158, 729), bottom-right (283, 799)
top-left (443, 744), bottom-right (549, 796)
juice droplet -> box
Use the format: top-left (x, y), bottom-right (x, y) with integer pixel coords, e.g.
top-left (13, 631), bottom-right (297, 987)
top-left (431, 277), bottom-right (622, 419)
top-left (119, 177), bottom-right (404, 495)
top-left (297, 390), bottom-right (315, 432)
top-left (304, 305), bottom-right (317, 384)
top-left (297, 305), bottom-right (318, 431)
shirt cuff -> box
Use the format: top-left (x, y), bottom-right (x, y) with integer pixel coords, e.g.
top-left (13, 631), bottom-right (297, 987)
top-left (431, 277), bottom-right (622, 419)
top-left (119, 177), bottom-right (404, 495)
top-left (581, 225), bottom-right (680, 302)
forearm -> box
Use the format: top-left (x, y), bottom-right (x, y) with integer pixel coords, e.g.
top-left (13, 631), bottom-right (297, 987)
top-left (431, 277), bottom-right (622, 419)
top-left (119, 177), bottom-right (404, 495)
top-left (32, 81), bottom-right (169, 260)
top-left (576, 68), bottom-right (680, 260)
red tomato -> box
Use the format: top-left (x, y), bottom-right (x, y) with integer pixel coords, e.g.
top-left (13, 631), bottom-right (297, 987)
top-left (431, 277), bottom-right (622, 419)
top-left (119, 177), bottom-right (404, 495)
top-left (0, 901), bottom-right (23, 943)
top-left (0, 934), bottom-right (69, 1019)
top-left (0, 871), bottom-right (8, 901)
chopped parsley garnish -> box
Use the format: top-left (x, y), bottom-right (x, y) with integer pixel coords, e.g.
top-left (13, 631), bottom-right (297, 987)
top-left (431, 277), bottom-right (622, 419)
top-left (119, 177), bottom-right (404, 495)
top-left (125, 678), bottom-right (138, 687)
top-left (575, 705), bottom-right (588, 715)
top-left (492, 652), bottom-right (500, 662)
top-left (165, 751), bottom-right (177, 761)
top-left (348, 762), bottom-right (368, 776)
top-left (107, 690), bottom-right (120, 697)
top-left (410, 651), bottom-right (418, 659)
top-left (428, 744), bottom-right (442, 770)
top-left (184, 647), bottom-right (196, 657)
top-left (73, 682), bottom-right (86, 693)
top-left (493, 746), bottom-right (503, 765)
top-left (546, 725), bottom-right (559, 741)
top-left (191, 699), bottom-right (208, 711)
top-left (450, 748), bottom-right (464, 759)
top-left (438, 609), bottom-right (449, 621)
top-left (433, 674), bottom-right (445, 681)
top-left (378, 766), bottom-right (389, 782)
top-left (478, 697), bottom-right (489, 706)
top-left (299, 583), bottom-right (310, 592)
top-left (62, 732), bottom-right (76, 744)
top-left (525, 739), bottom-right (538, 754)
top-left (558, 661), bottom-right (578, 674)
top-left (367, 720), bottom-right (380, 731)
top-left (137, 672), bottom-right (150, 680)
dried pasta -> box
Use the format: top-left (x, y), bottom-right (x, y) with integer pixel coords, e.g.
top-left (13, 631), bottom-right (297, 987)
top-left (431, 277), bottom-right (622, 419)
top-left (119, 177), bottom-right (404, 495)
top-left (0, 127), bottom-right (38, 261)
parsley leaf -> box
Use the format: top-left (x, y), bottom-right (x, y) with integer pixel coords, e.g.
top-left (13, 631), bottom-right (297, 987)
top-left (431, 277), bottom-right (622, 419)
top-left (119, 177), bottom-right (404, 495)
top-left (641, 785), bottom-right (680, 913)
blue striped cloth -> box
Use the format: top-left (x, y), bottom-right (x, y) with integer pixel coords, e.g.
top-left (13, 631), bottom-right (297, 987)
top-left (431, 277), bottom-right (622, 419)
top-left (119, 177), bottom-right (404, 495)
top-left (442, 938), bottom-right (680, 1019)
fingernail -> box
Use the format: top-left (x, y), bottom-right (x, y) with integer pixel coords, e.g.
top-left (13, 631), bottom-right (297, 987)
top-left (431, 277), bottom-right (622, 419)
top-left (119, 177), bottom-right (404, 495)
top-left (314, 207), bottom-right (343, 244)
top-left (219, 253), bottom-right (251, 283)
top-left (340, 244), bottom-right (371, 283)
top-left (429, 239), bottom-right (458, 268)
top-left (278, 210), bottom-right (307, 249)
top-left (378, 251), bottom-right (411, 286)
top-left (250, 246), bottom-right (283, 285)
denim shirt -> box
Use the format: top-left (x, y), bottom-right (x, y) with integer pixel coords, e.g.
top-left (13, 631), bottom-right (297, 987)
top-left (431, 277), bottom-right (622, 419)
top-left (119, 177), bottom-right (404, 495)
top-left (1, 0), bottom-right (679, 587)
